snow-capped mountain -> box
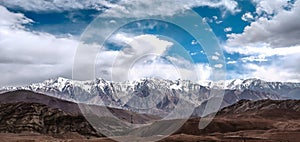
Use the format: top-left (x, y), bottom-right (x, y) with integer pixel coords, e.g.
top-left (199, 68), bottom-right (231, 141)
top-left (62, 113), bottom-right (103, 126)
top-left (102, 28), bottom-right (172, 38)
top-left (1, 77), bottom-right (296, 116)
top-left (224, 78), bottom-right (300, 99)
top-left (0, 77), bottom-right (209, 111)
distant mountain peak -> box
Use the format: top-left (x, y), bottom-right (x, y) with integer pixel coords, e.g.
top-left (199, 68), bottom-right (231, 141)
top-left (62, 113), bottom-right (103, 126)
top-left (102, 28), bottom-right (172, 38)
top-left (1, 77), bottom-right (299, 117)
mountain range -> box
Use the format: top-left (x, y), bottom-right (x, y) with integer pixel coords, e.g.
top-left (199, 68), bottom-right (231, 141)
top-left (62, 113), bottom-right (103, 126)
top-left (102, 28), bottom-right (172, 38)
top-left (1, 77), bottom-right (299, 117)
top-left (0, 90), bottom-right (299, 142)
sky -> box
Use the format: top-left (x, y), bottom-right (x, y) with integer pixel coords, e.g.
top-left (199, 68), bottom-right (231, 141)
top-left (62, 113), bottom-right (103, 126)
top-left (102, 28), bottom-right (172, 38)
top-left (0, 0), bottom-right (299, 86)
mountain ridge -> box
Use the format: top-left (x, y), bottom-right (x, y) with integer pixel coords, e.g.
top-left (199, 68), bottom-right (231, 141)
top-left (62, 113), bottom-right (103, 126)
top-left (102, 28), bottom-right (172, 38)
top-left (1, 77), bottom-right (298, 116)
top-left (0, 90), bottom-right (299, 141)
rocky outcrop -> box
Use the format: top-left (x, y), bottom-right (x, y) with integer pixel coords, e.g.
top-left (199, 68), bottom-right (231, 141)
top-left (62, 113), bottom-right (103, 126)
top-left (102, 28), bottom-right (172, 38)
top-left (217, 99), bottom-right (300, 119)
top-left (0, 102), bottom-right (100, 137)
top-left (133, 99), bottom-right (300, 138)
top-left (0, 90), bottom-right (159, 138)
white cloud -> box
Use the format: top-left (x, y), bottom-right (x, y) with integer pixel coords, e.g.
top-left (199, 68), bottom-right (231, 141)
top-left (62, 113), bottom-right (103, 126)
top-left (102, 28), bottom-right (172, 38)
top-left (252, 0), bottom-right (290, 15)
top-left (212, 16), bottom-right (218, 20)
top-left (107, 32), bottom-right (136, 46)
top-left (224, 0), bottom-right (300, 82)
top-left (215, 52), bottom-right (221, 56)
top-left (224, 44), bottom-right (300, 57)
top-left (0, 6), bottom-right (33, 28)
top-left (224, 27), bottom-right (232, 32)
top-left (96, 34), bottom-right (173, 81)
top-left (211, 15), bottom-right (223, 24)
top-left (242, 63), bottom-right (300, 82)
top-left (0, 4), bottom-right (218, 86)
top-left (202, 17), bottom-right (213, 23)
top-left (212, 56), bottom-right (219, 60)
top-left (228, 0), bottom-right (300, 47)
top-left (224, 58), bottom-right (300, 82)
top-left (0, 6), bottom-right (78, 86)
top-left (227, 61), bottom-right (237, 64)
top-left (241, 55), bottom-right (268, 62)
top-left (194, 64), bottom-right (212, 81)
top-left (100, 0), bottom-right (240, 18)
top-left (95, 34), bottom-right (213, 82)
top-left (0, 0), bottom-right (240, 16)
top-left (191, 40), bottom-right (198, 45)
top-left (214, 64), bottom-right (223, 68)
top-left (190, 52), bottom-right (198, 56)
top-left (241, 12), bottom-right (254, 22)
top-left (216, 20), bottom-right (223, 24)
top-left (127, 58), bottom-right (212, 82)
top-left (223, 43), bottom-right (300, 82)
top-left (0, 0), bottom-right (113, 12)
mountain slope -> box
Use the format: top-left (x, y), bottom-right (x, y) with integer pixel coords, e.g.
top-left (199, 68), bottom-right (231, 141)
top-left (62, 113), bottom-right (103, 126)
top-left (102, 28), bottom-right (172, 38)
top-left (218, 99), bottom-right (300, 119)
top-left (0, 93), bottom-right (299, 142)
top-left (226, 78), bottom-right (300, 99)
top-left (0, 102), bottom-right (100, 138)
top-left (0, 78), bottom-right (285, 117)
top-left (0, 90), bottom-right (159, 138)
top-left (138, 99), bottom-right (300, 142)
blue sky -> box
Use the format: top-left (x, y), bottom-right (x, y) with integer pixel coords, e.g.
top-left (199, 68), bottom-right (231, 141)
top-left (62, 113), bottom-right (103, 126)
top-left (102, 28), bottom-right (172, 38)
top-left (0, 0), bottom-right (299, 86)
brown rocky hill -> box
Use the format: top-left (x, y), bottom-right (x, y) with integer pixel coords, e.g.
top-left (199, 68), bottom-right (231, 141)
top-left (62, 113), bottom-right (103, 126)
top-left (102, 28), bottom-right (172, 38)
top-left (128, 99), bottom-right (300, 142)
top-left (0, 90), bottom-right (159, 139)
top-left (217, 99), bottom-right (300, 119)
top-left (171, 99), bottom-right (300, 142)
top-left (0, 102), bottom-right (100, 137)
top-left (0, 90), bottom-right (299, 142)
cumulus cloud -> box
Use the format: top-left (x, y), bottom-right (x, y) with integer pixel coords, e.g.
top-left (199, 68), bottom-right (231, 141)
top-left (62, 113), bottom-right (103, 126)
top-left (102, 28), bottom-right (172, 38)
top-left (241, 12), bottom-right (254, 22)
top-left (0, 0), bottom-right (240, 16)
top-left (0, 6), bottom-right (78, 86)
top-left (224, 0), bottom-right (300, 82)
top-left (223, 44), bottom-right (300, 82)
top-left (224, 44), bottom-right (300, 57)
top-left (227, 0), bottom-right (300, 47)
top-left (252, 0), bottom-right (290, 15)
top-left (242, 62), bottom-right (300, 82)
top-left (0, 3), bottom-right (217, 86)
top-left (225, 43), bottom-right (299, 82)
top-left (0, 0), bottom-right (114, 12)
top-left (127, 58), bottom-right (212, 82)
top-left (0, 6), bottom-right (32, 28)
top-left (100, 0), bottom-right (240, 18)
top-left (95, 34), bottom-right (212, 82)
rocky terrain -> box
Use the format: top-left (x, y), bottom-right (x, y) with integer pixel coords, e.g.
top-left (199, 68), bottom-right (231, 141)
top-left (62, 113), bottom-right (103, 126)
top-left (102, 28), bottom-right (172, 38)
top-left (0, 102), bottom-right (100, 138)
top-left (1, 77), bottom-right (292, 117)
top-left (0, 90), bottom-right (159, 140)
top-left (0, 90), bottom-right (299, 142)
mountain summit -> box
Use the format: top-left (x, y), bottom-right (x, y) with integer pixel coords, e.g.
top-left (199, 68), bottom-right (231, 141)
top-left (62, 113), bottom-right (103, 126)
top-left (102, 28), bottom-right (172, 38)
top-left (1, 77), bottom-right (293, 117)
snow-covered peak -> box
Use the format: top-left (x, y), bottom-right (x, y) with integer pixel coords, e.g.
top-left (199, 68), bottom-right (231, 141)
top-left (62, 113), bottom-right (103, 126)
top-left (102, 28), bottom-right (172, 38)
top-left (226, 79), bottom-right (244, 89)
top-left (227, 78), bottom-right (300, 89)
top-left (1, 77), bottom-right (298, 116)
top-left (1, 77), bottom-right (299, 105)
